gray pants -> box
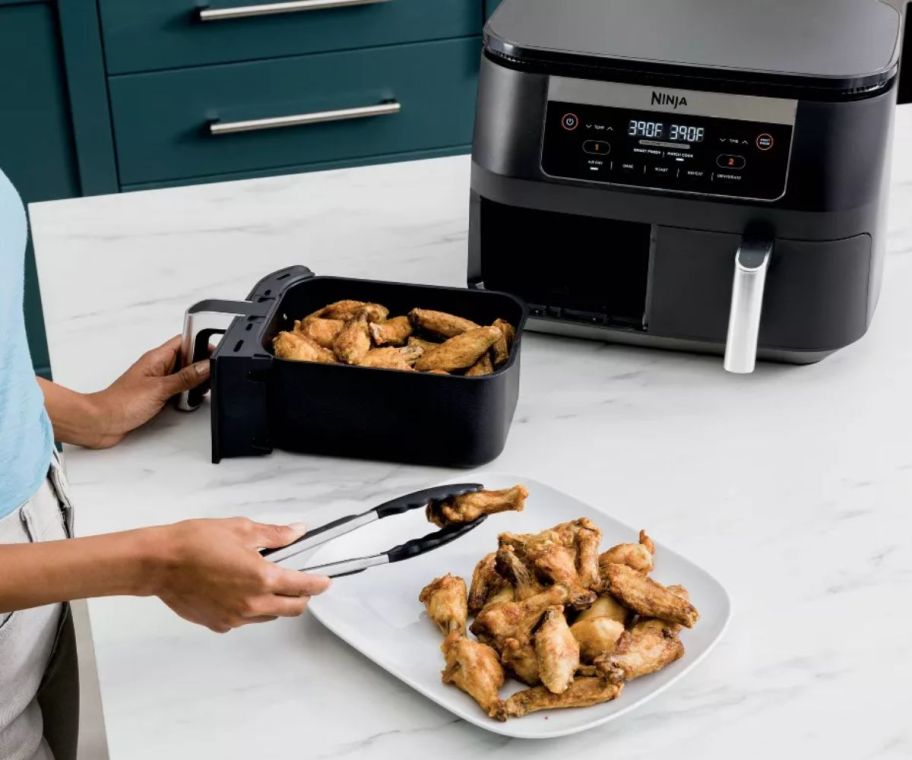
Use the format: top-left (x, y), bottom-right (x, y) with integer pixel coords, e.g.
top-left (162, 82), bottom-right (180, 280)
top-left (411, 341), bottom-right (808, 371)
top-left (0, 456), bottom-right (79, 760)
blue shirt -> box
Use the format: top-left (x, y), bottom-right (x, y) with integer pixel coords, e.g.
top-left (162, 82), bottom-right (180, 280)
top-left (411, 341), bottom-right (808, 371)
top-left (0, 169), bottom-right (53, 519)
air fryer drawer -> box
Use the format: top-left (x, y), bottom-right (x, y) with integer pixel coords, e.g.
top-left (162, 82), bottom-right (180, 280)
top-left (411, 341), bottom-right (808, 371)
top-left (108, 38), bottom-right (481, 186)
top-left (99, 0), bottom-right (481, 75)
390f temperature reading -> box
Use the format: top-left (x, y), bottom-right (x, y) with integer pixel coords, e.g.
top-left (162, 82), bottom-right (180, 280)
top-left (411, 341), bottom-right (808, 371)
top-left (627, 120), bottom-right (706, 143)
top-left (628, 120), bottom-right (664, 138)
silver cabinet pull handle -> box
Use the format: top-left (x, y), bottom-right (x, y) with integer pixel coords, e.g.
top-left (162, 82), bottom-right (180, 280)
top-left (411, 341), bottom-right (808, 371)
top-left (199, 0), bottom-right (388, 22)
top-left (208, 101), bottom-right (401, 135)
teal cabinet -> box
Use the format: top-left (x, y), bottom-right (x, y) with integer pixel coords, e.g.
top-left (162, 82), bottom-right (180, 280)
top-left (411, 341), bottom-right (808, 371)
top-left (100, 0), bottom-right (482, 74)
top-left (0, 0), bottom-right (116, 378)
top-left (110, 38), bottom-right (481, 186)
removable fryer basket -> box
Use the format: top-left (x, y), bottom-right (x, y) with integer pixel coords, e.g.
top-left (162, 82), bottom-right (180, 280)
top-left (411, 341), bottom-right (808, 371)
top-left (197, 266), bottom-right (527, 466)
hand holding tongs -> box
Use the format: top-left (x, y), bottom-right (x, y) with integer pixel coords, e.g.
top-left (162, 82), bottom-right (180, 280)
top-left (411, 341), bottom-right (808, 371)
top-left (260, 483), bottom-right (485, 578)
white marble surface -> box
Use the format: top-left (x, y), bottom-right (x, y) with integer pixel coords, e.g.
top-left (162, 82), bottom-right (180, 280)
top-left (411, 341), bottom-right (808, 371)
top-left (30, 105), bottom-right (912, 759)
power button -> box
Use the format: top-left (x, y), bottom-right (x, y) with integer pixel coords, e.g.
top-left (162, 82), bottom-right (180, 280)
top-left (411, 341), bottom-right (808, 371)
top-left (561, 113), bottom-right (580, 131)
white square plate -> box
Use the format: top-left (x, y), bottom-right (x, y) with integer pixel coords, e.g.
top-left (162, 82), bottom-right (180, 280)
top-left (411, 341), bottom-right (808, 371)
top-left (307, 472), bottom-right (731, 739)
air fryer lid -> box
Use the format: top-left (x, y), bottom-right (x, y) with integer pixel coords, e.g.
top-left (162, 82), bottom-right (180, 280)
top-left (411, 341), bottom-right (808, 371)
top-left (486, 0), bottom-right (902, 92)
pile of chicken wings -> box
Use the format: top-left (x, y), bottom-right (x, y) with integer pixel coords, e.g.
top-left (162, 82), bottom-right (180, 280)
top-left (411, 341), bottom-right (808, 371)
top-left (273, 300), bottom-right (516, 375)
top-left (419, 496), bottom-right (700, 721)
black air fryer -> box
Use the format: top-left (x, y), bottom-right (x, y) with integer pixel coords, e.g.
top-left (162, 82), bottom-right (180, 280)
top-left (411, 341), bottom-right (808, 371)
top-left (468, 0), bottom-right (904, 372)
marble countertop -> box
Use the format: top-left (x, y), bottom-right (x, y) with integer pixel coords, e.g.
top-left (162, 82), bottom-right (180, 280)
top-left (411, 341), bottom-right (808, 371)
top-left (31, 106), bottom-right (912, 759)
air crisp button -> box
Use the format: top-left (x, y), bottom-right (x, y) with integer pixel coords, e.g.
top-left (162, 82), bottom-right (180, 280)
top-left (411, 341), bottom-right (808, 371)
top-left (717, 154), bottom-right (747, 169)
top-left (582, 140), bottom-right (611, 155)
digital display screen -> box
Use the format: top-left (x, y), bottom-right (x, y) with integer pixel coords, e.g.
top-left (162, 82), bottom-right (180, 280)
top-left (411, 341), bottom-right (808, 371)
top-left (627, 121), bottom-right (705, 143)
top-left (542, 101), bottom-right (793, 201)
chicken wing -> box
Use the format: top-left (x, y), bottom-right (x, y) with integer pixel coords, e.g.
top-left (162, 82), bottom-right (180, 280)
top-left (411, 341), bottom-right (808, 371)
top-left (575, 593), bottom-right (629, 626)
top-left (409, 308), bottom-right (479, 338)
top-left (471, 585), bottom-right (573, 646)
top-left (407, 335), bottom-right (440, 353)
top-left (358, 345), bottom-right (422, 371)
top-left (503, 677), bottom-right (623, 718)
top-left (369, 316), bottom-right (413, 346)
top-left (602, 564), bottom-right (699, 628)
top-left (309, 300), bottom-right (388, 322)
top-left (273, 331), bottom-right (336, 363)
top-left (426, 485), bottom-right (528, 528)
top-left (490, 318), bottom-right (516, 366)
top-left (414, 326), bottom-right (502, 372)
top-left (596, 618), bottom-right (685, 683)
top-left (465, 352), bottom-right (494, 377)
top-left (293, 317), bottom-right (344, 349)
top-left (441, 633), bottom-right (506, 721)
top-left (501, 636), bottom-right (540, 686)
top-left (535, 607), bottom-right (579, 694)
top-left (570, 616), bottom-right (626, 663)
top-left (332, 312), bottom-right (372, 365)
top-left (468, 553), bottom-right (509, 615)
top-left (419, 574), bottom-right (468, 636)
top-left (599, 530), bottom-right (656, 576)
top-left (494, 544), bottom-right (545, 601)
top-left (499, 518), bottom-right (601, 599)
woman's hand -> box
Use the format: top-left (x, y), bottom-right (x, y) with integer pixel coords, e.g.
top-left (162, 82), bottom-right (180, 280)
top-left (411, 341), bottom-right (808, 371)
top-left (147, 518), bottom-right (331, 633)
top-left (86, 335), bottom-right (210, 448)
top-left (40, 335), bottom-right (211, 449)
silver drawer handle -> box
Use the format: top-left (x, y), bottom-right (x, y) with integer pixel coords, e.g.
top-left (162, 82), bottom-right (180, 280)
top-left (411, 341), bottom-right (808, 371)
top-left (199, 0), bottom-right (389, 22)
top-left (208, 101), bottom-right (401, 135)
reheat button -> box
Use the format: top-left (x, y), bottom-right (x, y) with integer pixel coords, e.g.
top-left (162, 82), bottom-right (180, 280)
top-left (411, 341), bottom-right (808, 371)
top-left (582, 140), bottom-right (611, 155)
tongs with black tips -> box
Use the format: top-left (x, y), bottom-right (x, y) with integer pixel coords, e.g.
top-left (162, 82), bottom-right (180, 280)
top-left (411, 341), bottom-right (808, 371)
top-left (260, 483), bottom-right (485, 578)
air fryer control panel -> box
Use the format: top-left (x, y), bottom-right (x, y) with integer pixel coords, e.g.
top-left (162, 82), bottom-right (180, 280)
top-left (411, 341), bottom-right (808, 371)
top-left (541, 78), bottom-right (797, 201)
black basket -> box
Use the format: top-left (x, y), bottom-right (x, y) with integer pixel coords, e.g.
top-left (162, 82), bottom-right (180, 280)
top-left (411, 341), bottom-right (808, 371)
top-left (178, 266), bottom-right (527, 467)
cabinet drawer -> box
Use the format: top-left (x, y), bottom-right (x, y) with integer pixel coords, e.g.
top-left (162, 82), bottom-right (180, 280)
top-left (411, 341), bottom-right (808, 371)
top-left (109, 38), bottom-right (481, 186)
top-left (99, 0), bottom-right (482, 74)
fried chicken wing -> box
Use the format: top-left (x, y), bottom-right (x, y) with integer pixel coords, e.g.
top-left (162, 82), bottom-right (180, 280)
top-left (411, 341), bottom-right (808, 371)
top-left (414, 326), bottom-right (502, 372)
top-left (599, 530), bottom-right (656, 576)
top-left (407, 335), bottom-right (440, 353)
top-left (490, 318), bottom-right (516, 366)
top-left (499, 518), bottom-right (601, 599)
top-left (495, 545), bottom-right (545, 601)
top-left (465, 352), bottom-right (494, 377)
top-left (333, 311), bottom-right (372, 365)
top-left (409, 308), bottom-right (480, 338)
top-left (309, 300), bottom-right (388, 322)
top-left (501, 636), bottom-right (540, 686)
top-left (293, 317), bottom-right (344, 349)
top-left (441, 633), bottom-right (506, 721)
top-left (575, 593), bottom-right (629, 626)
top-left (419, 574), bottom-right (468, 636)
top-left (273, 331), bottom-right (337, 363)
top-left (369, 316), bottom-right (413, 346)
top-left (503, 677), bottom-right (623, 718)
top-left (602, 564), bottom-right (699, 628)
top-left (358, 345), bottom-right (422, 371)
top-left (426, 485), bottom-right (528, 528)
top-left (535, 607), bottom-right (579, 694)
top-left (596, 618), bottom-right (685, 683)
top-left (468, 553), bottom-right (509, 615)
top-left (470, 585), bottom-right (572, 645)
top-left (570, 616), bottom-right (626, 662)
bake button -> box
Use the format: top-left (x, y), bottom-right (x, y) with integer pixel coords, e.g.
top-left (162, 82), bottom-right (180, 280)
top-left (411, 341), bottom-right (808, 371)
top-left (716, 154), bottom-right (747, 170)
top-left (561, 113), bottom-right (580, 131)
top-left (582, 140), bottom-right (611, 155)
top-left (756, 133), bottom-right (774, 151)
top-left (618, 161), bottom-right (639, 174)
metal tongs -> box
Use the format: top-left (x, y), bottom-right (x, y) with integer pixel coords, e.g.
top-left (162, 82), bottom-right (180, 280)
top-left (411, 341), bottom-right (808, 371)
top-left (260, 483), bottom-right (486, 578)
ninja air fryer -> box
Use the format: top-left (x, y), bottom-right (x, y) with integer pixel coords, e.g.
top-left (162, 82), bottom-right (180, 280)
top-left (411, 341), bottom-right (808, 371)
top-left (468, 0), bottom-right (904, 372)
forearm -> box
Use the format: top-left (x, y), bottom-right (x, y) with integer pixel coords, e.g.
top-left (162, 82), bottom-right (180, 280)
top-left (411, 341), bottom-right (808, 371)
top-left (37, 377), bottom-right (109, 448)
top-left (0, 527), bottom-right (166, 614)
